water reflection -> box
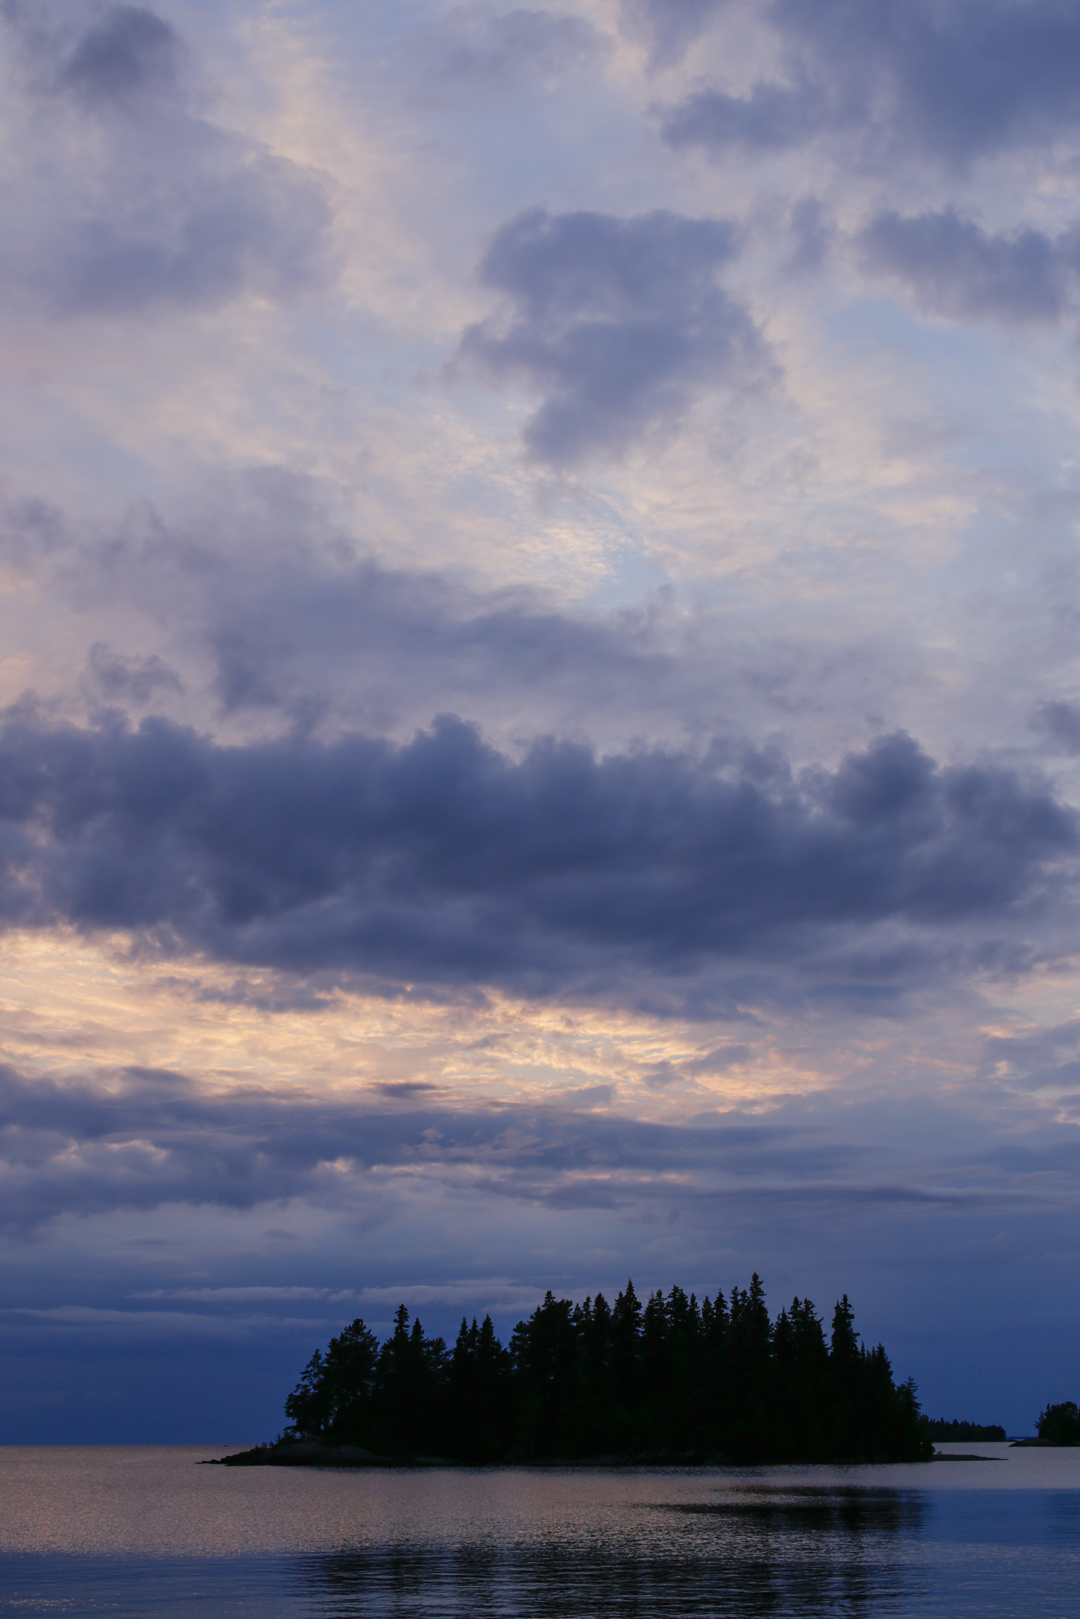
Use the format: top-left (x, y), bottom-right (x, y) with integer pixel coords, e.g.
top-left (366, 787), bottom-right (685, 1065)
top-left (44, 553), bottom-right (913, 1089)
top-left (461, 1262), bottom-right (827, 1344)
top-left (298, 1485), bottom-right (926, 1617)
top-left (4, 1462), bottom-right (1080, 1619)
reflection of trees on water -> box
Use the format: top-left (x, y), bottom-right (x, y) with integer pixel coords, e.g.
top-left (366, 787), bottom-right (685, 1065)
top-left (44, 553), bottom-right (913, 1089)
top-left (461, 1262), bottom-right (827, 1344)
top-left (293, 1486), bottom-right (926, 1616)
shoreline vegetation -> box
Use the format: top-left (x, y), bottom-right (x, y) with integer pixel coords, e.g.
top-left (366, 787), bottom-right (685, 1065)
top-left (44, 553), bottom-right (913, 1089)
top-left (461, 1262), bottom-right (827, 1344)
top-left (926, 1420), bottom-right (1006, 1442)
top-left (211, 1276), bottom-right (937, 1469)
top-left (1035, 1402), bottom-right (1080, 1446)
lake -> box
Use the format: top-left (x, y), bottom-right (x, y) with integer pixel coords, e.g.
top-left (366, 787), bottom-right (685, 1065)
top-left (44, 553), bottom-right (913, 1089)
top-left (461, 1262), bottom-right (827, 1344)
top-left (1, 1443), bottom-right (1078, 1615)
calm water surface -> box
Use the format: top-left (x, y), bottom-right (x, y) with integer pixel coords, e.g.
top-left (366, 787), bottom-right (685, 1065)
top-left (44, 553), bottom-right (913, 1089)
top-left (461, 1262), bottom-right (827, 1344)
top-left (1, 1443), bottom-right (1078, 1616)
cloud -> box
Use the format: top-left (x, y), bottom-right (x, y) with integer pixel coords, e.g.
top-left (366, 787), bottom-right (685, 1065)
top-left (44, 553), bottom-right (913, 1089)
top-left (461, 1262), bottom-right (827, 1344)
top-left (136, 1286), bottom-right (359, 1302)
top-left (455, 207), bottom-right (768, 465)
top-left (980, 1015), bottom-right (1080, 1101)
top-left (1037, 700), bottom-right (1080, 754)
top-left (0, 713), bottom-right (1071, 1005)
top-left (786, 197), bottom-right (831, 273)
top-left (664, 79), bottom-right (824, 156)
top-left (0, 4), bottom-right (334, 315)
top-left (60, 4), bottom-right (179, 107)
top-left (859, 209), bottom-right (1071, 324)
top-left (430, 6), bottom-right (600, 85)
top-left (11, 471), bottom-right (922, 771)
top-left (0, 1061), bottom-right (774, 1231)
top-left (619, 0), bottom-right (729, 64)
top-left (2, 1059), bottom-right (1078, 1238)
top-left (84, 644), bottom-right (185, 707)
top-left (662, 0), bottom-right (1080, 168)
top-left (0, 476), bottom-right (696, 736)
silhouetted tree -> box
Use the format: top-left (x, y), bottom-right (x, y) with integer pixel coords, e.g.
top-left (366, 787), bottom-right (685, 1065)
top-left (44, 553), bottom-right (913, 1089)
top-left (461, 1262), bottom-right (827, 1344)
top-left (367, 1305), bottom-right (449, 1455)
top-left (284, 1316), bottom-right (379, 1442)
top-left (1038, 1401), bottom-right (1080, 1445)
top-left (281, 1275), bottom-right (932, 1464)
top-left (449, 1314), bottom-right (511, 1461)
top-left (926, 1418), bottom-right (1005, 1441)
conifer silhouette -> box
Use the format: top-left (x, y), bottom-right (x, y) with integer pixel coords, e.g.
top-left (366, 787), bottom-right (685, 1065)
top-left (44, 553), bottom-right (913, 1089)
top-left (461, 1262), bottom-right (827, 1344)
top-left (282, 1275), bottom-right (933, 1463)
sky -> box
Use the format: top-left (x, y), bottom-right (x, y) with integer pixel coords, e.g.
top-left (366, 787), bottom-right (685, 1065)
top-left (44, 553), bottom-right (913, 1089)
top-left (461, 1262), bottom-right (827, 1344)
top-left (2, 0), bottom-right (1080, 1443)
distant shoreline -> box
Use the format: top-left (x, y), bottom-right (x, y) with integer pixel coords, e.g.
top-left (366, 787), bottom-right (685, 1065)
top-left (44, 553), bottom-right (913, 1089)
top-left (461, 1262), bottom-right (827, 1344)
top-left (206, 1438), bottom-right (960, 1470)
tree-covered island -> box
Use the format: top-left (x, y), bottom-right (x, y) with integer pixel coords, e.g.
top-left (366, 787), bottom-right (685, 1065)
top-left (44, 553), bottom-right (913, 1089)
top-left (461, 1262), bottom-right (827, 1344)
top-left (221, 1276), bottom-right (934, 1466)
top-left (1036, 1402), bottom-right (1080, 1445)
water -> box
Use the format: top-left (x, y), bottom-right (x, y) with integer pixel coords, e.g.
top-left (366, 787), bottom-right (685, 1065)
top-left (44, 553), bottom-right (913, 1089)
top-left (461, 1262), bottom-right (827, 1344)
top-left (1, 1444), bottom-right (1078, 1615)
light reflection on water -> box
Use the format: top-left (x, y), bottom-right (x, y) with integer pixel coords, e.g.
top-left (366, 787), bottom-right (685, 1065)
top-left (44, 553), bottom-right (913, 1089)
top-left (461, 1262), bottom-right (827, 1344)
top-left (0, 1448), bottom-right (1079, 1616)
top-left (299, 1486), bottom-right (924, 1618)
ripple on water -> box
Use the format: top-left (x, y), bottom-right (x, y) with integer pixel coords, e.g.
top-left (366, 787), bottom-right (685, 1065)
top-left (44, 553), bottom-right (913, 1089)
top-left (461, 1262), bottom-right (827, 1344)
top-left (1, 1447), bottom-right (1079, 1616)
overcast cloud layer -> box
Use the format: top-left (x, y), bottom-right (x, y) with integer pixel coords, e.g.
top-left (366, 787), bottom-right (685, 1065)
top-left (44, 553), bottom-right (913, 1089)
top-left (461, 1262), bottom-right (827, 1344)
top-left (3, 0), bottom-right (1080, 1442)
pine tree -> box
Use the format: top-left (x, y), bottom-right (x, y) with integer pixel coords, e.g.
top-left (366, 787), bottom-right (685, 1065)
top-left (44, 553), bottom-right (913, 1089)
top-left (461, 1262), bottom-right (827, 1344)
top-left (280, 1275), bottom-right (930, 1464)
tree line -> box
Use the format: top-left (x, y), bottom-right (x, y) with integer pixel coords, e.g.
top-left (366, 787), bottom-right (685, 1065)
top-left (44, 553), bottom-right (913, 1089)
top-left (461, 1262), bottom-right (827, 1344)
top-left (1038, 1402), bottom-right (1080, 1444)
top-left (925, 1419), bottom-right (1005, 1441)
top-left (283, 1275), bottom-right (933, 1463)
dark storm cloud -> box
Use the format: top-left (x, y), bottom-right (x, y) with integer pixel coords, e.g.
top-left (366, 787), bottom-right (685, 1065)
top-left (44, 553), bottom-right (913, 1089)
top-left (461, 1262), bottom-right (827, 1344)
top-left (0, 712), bottom-right (1072, 1001)
top-left (859, 210), bottom-right (1073, 324)
top-left (663, 0), bottom-right (1080, 167)
top-left (0, 1061), bottom-right (1049, 1234)
top-left (0, 4), bottom-right (333, 314)
top-left (455, 207), bottom-right (768, 465)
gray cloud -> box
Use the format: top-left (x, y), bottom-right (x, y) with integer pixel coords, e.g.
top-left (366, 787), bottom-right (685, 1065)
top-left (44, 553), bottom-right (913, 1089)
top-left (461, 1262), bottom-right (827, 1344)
top-left (455, 207), bottom-right (768, 465)
top-left (432, 7), bottom-right (600, 85)
top-left (0, 712), bottom-right (1071, 1006)
top-left (84, 643), bottom-right (185, 707)
top-left (786, 197), bottom-right (831, 273)
top-left (662, 0), bottom-right (1080, 168)
top-left (665, 79), bottom-right (823, 156)
top-left (981, 1015), bottom-right (1080, 1099)
top-left (859, 209), bottom-right (1072, 324)
top-left (2, 476), bottom-right (913, 760)
top-left (61, 4), bottom-right (179, 106)
top-left (53, 153), bottom-right (330, 315)
top-left (0, 480), bottom-right (680, 728)
top-left (0, 1062), bottom-right (803, 1231)
top-left (1037, 699), bottom-right (1080, 754)
top-left (619, 0), bottom-right (728, 64)
top-left (0, 5), bottom-right (333, 314)
top-left (977, 1020), bottom-right (1080, 1135)
top-left (4, 1060), bottom-right (1074, 1236)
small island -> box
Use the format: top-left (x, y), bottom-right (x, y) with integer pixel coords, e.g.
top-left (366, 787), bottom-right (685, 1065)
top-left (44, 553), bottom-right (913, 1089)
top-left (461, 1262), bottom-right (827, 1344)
top-left (1023, 1401), bottom-right (1080, 1446)
top-left (213, 1275), bottom-right (934, 1467)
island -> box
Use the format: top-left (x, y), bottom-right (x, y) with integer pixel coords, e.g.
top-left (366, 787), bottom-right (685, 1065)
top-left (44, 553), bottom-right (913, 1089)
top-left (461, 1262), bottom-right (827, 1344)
top-left (211, 1275), bottom-right (934, 1467)
top-left (1023, 1401), bottom-right (1080, 1445)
